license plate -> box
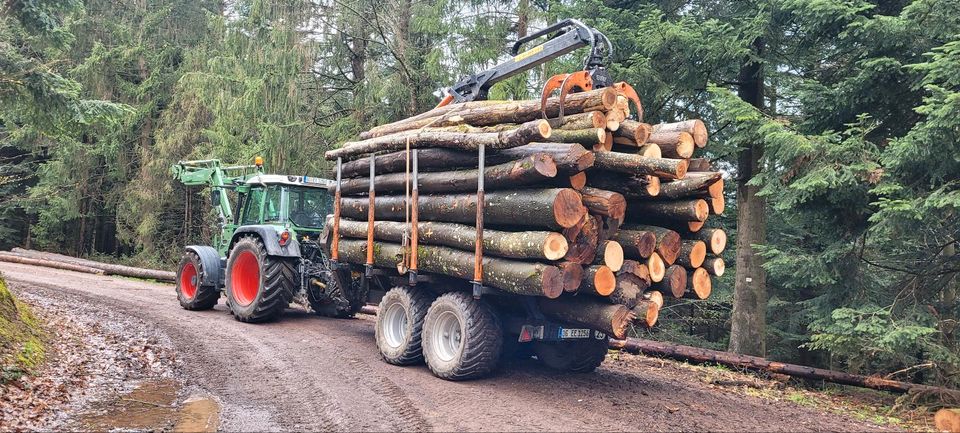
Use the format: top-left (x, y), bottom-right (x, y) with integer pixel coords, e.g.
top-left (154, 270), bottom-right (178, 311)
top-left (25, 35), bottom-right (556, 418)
top-left (559, 328), bottom-right (591, 339)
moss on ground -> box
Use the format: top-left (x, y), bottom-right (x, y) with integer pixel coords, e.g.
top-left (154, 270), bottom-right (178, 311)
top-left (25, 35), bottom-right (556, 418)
top-left (0, 274), bottom-right (45, 382)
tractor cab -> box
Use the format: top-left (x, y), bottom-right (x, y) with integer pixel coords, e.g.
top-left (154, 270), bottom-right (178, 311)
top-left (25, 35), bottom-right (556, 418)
top-left (239, 175), bottom-right (334, 233)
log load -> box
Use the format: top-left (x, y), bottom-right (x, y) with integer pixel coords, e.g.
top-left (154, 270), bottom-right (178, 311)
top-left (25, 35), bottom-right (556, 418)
top-left (652, 119), bottom-right (708, 147)
top-left (623, 225), bottom-right (681, 266)
top-left (702, 257), bottom-right (725, 276)
top-left (580, 187), bottom-right (626, 220)
top-left (338, 154), bottom-right (557, 195)
top-left (689, 228), bottom-right (727, 255)
top-left (340, 148), bottom-right (477, 178)
top-left (537, 296), bottom-right (635, 339)
top-left (593, 152), bottom-right (688, 179)
top-left (686, 268), bottom-right (712, 299)
top-left (579, 265), bottom-right (617, 296)
top-left (326, 119), bottom-right (552, 160)
top-left (340, 188), bottom-right (586, 230)
top-left (336, 239), bottom-right (563, 298)
top-left (677, 240), bottom-right (707, 268)
top-left (612, 229), bottom-right (657, 260)
top-left (333, 218), bottom-right (568, 260)
top-left (594, 240), bottom-right (625, 272)
top-left (491, 143), bottom-right (595, 174)
top-left (652, 264), bottom-right (688, 299)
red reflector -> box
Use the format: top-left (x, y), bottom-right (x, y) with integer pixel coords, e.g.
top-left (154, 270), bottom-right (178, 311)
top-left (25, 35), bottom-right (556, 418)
top-left (518, 326), bottom-right (533, 343)
top-left (279, 231), bottom-right (290, 246)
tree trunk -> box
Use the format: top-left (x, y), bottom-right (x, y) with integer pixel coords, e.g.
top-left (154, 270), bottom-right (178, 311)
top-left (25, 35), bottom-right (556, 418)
top-left (336, 239), bottom-right (562, 298)
top-left (612, 120), bottom-right (651, 146)
top-left (8, 248), bottom-right (174, 280)
top-left (579, 265), bottom-right (616, 296)
top-left (361, 88), bottom-right (617, 138)
top-left (328, 119), bottom-right (551, 160)
top-left (492, 143), bottom-right (595, 174)
top-left (333, 218), bottom-right (567, 260)
top-left (627, 199), bottom-right (709, 222)
top-left (652, 120), bottom-right (708, 148)
top-left (338, 154), bottom-right (557, 195)
top-left (0, 253), bottom-right (105, 275)
top-left (702, 257), bottom-right (725, 277)
top-left (729, 36), bottom-right (768, 357)
top-left (543, 128), bottom-right (605, 146)
top-left (647, 131), bottom-right (694, 159)
top-left (686, 267), bottom-right (712, 299)
top-left (612, 229), bottom-right (657, 260)
top-left (558, 261), bottom-right (583, 292)
top-left (580, 187), bottom-right (626, 220)
top-left (677, 240), bottom-right (707, 268)
top-left (340, 148), bottom-right (477, 178)
top-left (652, 264), bottom-right (688, 299)
top-left (657, 172), bottom-right (723, 199)
top-left (594, 240), bottom-right (624, 272)
top-left (592, 152), bottom-right (688, 179)
top-left (339, 188), bottom-right (586, 230)
top-left (537, 296), bottom-right (635, 339)
top-left (621, 225), bottom-right (681, 265)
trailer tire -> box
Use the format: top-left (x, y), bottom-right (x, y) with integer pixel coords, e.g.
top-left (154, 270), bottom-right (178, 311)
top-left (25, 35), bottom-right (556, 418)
top-left (422, 292), bottom-right (502, 380)
top-left (176, 251), bottom-right (219, 310)
top-left (225, 235), bottom-right (296, 323)
top-left (375, 287), bottom-right (432, 365)
top-left (534, 336), bottom-right (609, 373)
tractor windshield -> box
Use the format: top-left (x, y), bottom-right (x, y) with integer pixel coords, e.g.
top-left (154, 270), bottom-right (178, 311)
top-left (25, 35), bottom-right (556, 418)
top-left (286, 187), bottom-right (330, 229)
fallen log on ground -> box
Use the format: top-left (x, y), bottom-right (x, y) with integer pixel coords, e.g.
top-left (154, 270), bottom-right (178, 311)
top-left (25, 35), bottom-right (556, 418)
top-left (0, 252), bottom-right (105, 275)
top-left (9, 248), bottom-right (174, 280)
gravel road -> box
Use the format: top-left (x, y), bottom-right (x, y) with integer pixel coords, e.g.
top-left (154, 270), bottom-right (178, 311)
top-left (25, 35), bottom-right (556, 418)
top-left (1, 261), bottom-right (898, 432)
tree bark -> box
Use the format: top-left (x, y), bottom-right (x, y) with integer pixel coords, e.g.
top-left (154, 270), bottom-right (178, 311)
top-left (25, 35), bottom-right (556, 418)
top-left (702, 256), bottom-right (725, 277)
top-left (580, 187), bottom-right (626, 220)
top-left (336, 239), bottom-right (563, 298)
top-left (537, 296), bottom-right (635, 339)
top-left (687, 267), bottom-right (712, 299)
top-left (338, 154), bottom-right (557, 195)
top-left (657, 172), bottom-right (723, 199)
top-left (627, 199), bottom-right (709, 222)
top-left (621, 225), bottom-right (681, 265)
top-left (579, 265), bottom-right (616, 296)
top-left (652, 120), bottom-right (708, 148)
top-left (646, 130), bottom-right (695, 159)
top-left (612, 229), bottom-right (657, 260)
top-left (327, 119), bottom-right (551, 160)
top-left (677, 240), bottom-right (707, 268)
top-left (608, 276), bottom-right (643, 309)
top-left (594, 240), bottom-right (624, 272)
top-left (612, 120), bottom-right (651, 146)
top-left (592, 152), bottom-right (688, 179)
top-left (492, 143), bottom-right (595, 174)
top-left (340, 188), bottom-right (586, 230)
top-left (333, 218), bottom-right (567, 261)
top-left (729, 36), bottom-right (769, 357)
top-left (0, 253), bottom-right (106, 275)
top-left (652, 264), bottom-right (688, 299)
top-left (551, 111), bottom-right (606, 130)
top-left (619, 260), bottom-right (652, 286)
top-left (543, 128), bottom-right (605, 146)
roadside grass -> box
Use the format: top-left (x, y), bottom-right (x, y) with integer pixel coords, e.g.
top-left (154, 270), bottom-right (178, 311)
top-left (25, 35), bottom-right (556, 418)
top-left (0, 273), bottom-right (46, 382)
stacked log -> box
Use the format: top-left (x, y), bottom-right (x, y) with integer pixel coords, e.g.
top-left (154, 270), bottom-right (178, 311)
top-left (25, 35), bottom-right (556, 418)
top-left (324, 82), bottom-right (727, 337)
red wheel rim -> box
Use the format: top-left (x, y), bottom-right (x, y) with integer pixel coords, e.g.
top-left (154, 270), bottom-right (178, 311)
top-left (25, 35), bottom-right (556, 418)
top-left (179, 262), bottom-right (198, 300)
top-left (231, 250), bottom-right (260, 306)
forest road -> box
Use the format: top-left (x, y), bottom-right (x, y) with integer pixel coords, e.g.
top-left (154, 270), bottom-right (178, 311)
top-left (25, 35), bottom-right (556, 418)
top-left (1, 261), bottom-right (898, 432)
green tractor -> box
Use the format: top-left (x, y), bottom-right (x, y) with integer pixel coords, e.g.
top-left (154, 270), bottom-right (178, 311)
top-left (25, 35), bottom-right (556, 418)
top-left (171, 158), bottom-right (364, 322)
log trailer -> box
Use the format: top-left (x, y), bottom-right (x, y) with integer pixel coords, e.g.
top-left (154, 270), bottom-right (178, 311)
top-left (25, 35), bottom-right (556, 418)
top-left (173, 19), bottom-right (631, 380)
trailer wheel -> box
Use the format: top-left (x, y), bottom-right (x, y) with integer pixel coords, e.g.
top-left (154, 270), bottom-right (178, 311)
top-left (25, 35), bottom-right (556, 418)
top-left (534, 336), bottom-right (609, 373)
top-left (225, 235), bottom-right (296, 323)
top-left (176, 251), bottom-right (219, 310)
top-left (422, 292), bottom-right (502, 380)
top-left (375, 287), bottom-right (432, 365)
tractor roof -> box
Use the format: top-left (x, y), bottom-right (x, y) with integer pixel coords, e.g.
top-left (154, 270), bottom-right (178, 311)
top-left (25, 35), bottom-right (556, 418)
top-left (245, 174), bottom-right (334, 189)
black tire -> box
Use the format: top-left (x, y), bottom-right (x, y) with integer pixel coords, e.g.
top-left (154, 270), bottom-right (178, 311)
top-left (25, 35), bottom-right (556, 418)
top-left (225, 235), bottom-right (297, 323)
top-left (375, 286), bottom-right (432, 365)
top-left (534, 336), bottom-right (609, 373)
top-left (422, 292), bottom-right (502, 380)
top-left (175, 251), bottom-right (219, 310)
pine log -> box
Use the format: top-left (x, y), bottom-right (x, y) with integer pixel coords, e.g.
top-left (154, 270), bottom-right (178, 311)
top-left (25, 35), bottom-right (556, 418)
top-left (686, 267), bottom-right (712, 299)
top-left (558, 261), bottom-right (584, 293)
top-left (643, 290), bottom-right (664, 310)
top-left (652, 120), bottom-right (708, 147)
top-left (652, 264), bottom-right (688, 299)
top-left (580, 265), bottom-right (617, 296)
top-left (492, 143), bottom-right (595, 174)
top-left (537, 296), bottom-right (635, 339)
top-left (7, 249), bottom-right (173, 280)
top-left (612, 229), bottom-right (657, 260)
top-left (647, 252), bottom-right (666, 283)
top-left (594, 240), bottom-right (624, 272)
top-left (361, 88), bottom-right (617, 138)
top-left (627, 199), bottom-right (709, 222)
top-left (340, 148), bottom-right (477, 178)
top-left (657, 172), bottom-right (723, 199)
top-left (340, 188), bottom-right (586, 230)
top-left (592, 152), bottom-right (688, 179)
top-left (0, 253), bottom-right (106, 275)
top-left (544, 128), bottom-right (605, 146)
top-left (936, 409), bottom-right (960, 433)
top-left (688, 228), bottom-right (727, 254)
top-left (562, 214), bottom-right (601, 264)
top-left (580, 187), bottom-right (626, 220)
top-left (327, 119), bottom-right (552, 160)
top-left (702, 257), bottom-right (725, 277)
top-left (336, 239), bottom-right (563, 298)
top-left (613, 120), bottom-right (652, 146)
top-left (551, 111), bottom-right (606, 130)
top-left (677, 240), bottom-right (707, 268)
top-left (622, 225), bottom-right (681, 266)
top-left (631, 299), bottom-right (661, 328)
top-left (334, 219), bottom-right (568, 260)
top-left (338, 154), bottom-right (557, 195)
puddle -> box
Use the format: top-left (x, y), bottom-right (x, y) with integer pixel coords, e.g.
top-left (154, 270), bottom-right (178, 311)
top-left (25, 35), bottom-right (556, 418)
top-left (71, 379), bottom-right (219, 432)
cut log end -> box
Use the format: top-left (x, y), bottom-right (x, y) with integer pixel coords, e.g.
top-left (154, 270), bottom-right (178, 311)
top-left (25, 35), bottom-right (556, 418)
top-left (639, 143), bottom-right (661, 158)
top-left (569, 172), bottom-right (587, 190)
top-left (710, 195), bottom-right (725, 215)
top-left (636, 230), bottom-right (657, 259)
top-left (559, 262), bottom-right (584, 293)
top-left (611, 308), bottom-right (637, 339)
top-left (633, 299), bottom-right (660, 328)
top-left (600, 87), bottom-right (619, 108)
top-left (541, 266), bottom-right (564, 299)
top-left (643, 290), bottom-right (664, 310)
top-left (689, 241), bottom-right (707, 268)
top-left (544, 233), bottom-right (569, 261)
top-left (593, 265), bottom-right (617, 296)
top-left (647, 253), bottom-right (665, 283)
top-left (646, 175), bottom-right (661, 197)
top-left (692, 120), bottom-right (708, 147)
top-left (690, 267), bottom-right (712, 299)
top-left (704, 257), bottom-right (725, 277)
top-left (577, 152), bottom-right (596, 171)
top-left (600, 241), bottom-right (624, 272)
top-left (534, 154), bottom-right (560, 178)
top-left (935, 408), bottom-right (960, 433)
top-left (537, 119), bottom-right (553, 139)
top-left (676, 159), bottom-right (690, 179)
top-left (687, 220), bottom-right (705, 232)
top-left (553, 188), bottom-right (588, 228)
top-left (665, 265), bottom-right (689, 299)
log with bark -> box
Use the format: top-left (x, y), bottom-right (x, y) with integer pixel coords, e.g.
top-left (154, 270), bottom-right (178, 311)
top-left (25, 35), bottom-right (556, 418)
top-left (619, 260), bottom-right (652, 286)
top-left (8, 248), bottom-right (174, 280)
top-left (592, 152), bottom-right (688, 179)
top-left (491, 143), bottom-right (595, 174)
top-left (612, 229), bottom-right (657, 260)
top-left (340, 148), bottom-right (475, 178)
top-left (594, 240), bottom-right (624, 272)
top-left (657, 172), bottom-right (723, 200)
top-left (550, 111), bottom-right (606, 130)
top-left (627, 199), bottom-right (709, 223)
top-left (621, 225), bottom-right (681, 266)
top-left (336, 239), bottom-right (563, 298)
top-left (652, 264), bottom-right (688, 299)
top-left (338, 154), bottom-right (557, 195)
top-left (652, 120), bottom-right (708, 147)
top-left (340, 188), bottom-right (586, 230)
top-left (686, 267), bottom-right (712, 299)
top-left (0, 252), bottom-right (106, 275)
top-left (580, 187), bottom-right (626, 220)
top-left (327, 119), bottom-right (552, 160)
top-left (643, 290), bottom-right (664, 310)
top-left (587, 171), bottom-right (661, 198)
top-left (608, 276), bottom-right (643, 309)
top-left (562, 214), bottom-right (601, 264)
top-left (688, 228), bottom-right (727, 255)
top-left (647, 252), bottom-right (666, 283)
top-left (687, 158), bottom-right (713, 172)
top-left (631, 299), bottom-right (660, 328)
top-left (333, 218), bottom-right (568, 261)
top-left (677, 240), bottom-right (707, 268)
top-left (537, 296), bottom-right (635, 339)
top-left (579, 265), bottom-right (617, 296)
top-left (612, 120), bottom-right (651, 146)
top-left (702, 256), bottom-right (725, 277)
top-left (544, 128), bottom-right (605, 146)
top-left (558, 261), bottom-right (584, 293)
top-left (646, 131), bottom-right (694, 159)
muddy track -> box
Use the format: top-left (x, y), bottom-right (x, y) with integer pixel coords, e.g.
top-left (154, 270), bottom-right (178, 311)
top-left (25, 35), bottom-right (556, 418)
top-left (1, 262), bottom-right (899, 432)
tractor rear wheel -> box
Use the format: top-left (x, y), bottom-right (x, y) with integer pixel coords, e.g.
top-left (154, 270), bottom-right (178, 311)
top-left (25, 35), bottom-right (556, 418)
top-left (225, 235), bottom-right (297, 323)
top-left (176, 251), bottom-right (219, 310)
top-left (533, 336), bottom-right (609, 373)
top-left (422, 292), bottom-right (502, 380)
top-left (375, 286), bottom-right (432, 365)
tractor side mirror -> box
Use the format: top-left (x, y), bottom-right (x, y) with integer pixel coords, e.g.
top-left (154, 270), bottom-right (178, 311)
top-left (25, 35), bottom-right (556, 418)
top-left (210, 189), bottom-right (221, 207)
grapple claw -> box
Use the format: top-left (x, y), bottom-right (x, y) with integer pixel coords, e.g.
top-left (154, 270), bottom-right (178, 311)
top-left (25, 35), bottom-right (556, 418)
top-left (613, 82), bottom-right (644, 121)
top-left (540, 73), bottom-right (570, 120)
top-left (435, 93), bottom-right (455, 109)
top-left (540, 71), bottom-right (594, 122)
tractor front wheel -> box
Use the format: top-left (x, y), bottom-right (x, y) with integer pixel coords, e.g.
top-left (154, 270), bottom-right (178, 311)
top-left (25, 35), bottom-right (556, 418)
top-left (176, 251), bottom-right (219, 310)
top-left (225, 235), bottom-right (297, 323)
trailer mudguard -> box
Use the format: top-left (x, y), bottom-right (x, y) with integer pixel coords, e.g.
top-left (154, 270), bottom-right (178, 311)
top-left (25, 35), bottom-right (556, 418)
top-left (185, 245), bottom-right (224, 287)
top-left (230, 225), bottom-right (302, 258)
